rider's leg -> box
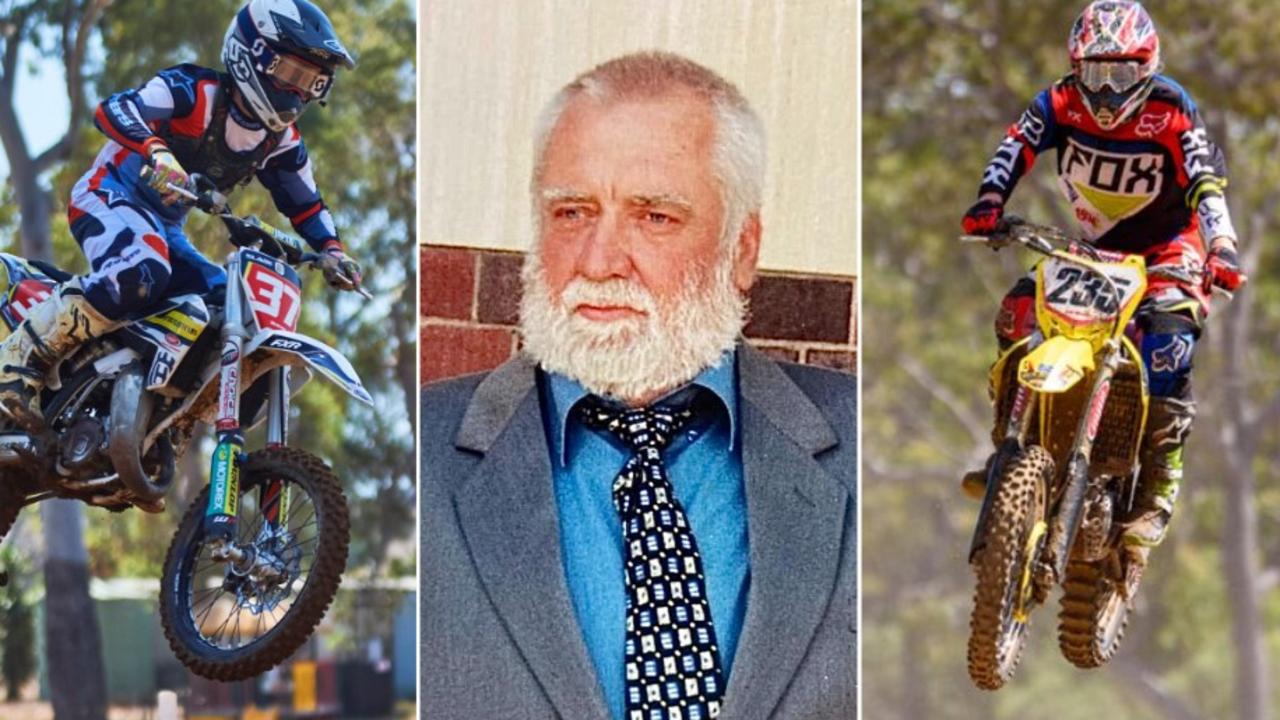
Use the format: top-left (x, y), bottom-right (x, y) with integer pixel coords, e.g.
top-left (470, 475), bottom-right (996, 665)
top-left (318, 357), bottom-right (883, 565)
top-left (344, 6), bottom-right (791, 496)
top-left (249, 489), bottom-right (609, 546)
top-left (1125, 307), bottom-right (1200, 547)
top-left (0, 175), bottom-right (171, 425)
top-left (1123, 227), bottom-right (1211, 548)
top-left (163, 225), bottom-right (227, 300)
top-left (995, 275), bottom-right (1038, 351)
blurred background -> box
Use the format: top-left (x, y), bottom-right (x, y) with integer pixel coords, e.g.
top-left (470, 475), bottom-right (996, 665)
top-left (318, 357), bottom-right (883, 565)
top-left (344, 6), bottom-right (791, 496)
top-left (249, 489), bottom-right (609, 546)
top-left (0, 0), bottom-right (416, 717)
top-left (864, 2), bottom-right (1280, 719)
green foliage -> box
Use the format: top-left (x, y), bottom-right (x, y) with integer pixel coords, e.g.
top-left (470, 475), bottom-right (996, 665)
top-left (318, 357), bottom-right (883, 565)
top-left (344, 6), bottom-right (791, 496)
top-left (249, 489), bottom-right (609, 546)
top-left (864, 2), bottom-right (1280, 717)
top-left (0, 548), bottom-right (37, 701)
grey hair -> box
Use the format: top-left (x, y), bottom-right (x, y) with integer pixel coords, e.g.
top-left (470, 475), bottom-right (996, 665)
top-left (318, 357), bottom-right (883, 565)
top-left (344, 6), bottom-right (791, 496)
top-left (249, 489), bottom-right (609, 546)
top-left (531, 51), bottom-right (767, 248)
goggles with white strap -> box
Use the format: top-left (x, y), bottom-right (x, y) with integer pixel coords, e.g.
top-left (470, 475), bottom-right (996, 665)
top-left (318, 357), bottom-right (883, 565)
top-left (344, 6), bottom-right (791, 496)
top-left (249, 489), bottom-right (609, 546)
top-left (1077, 60), bottom-right (1145, 94)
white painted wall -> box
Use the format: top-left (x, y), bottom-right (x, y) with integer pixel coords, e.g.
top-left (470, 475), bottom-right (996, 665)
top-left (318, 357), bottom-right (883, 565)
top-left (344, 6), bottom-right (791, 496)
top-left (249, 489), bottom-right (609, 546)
top-left (418, 0), bottom-right (858, 276)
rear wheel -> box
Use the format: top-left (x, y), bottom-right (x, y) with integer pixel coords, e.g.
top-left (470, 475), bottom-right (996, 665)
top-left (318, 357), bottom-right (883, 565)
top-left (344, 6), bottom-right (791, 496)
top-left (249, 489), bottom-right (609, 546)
top-left (159, 447), bottom-right (348, 681)
top-left (967, 445), bottom-right (1052, 690)
top-left (1058, 556), bottom-right (1134, 668)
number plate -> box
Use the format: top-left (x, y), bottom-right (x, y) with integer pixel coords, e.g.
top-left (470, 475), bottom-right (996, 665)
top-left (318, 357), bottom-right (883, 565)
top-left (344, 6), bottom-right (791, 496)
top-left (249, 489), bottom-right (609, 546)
top-left (240, 250), bottom-right (302, 332)
top-left (1040, 257), bottom-right (1143, 325)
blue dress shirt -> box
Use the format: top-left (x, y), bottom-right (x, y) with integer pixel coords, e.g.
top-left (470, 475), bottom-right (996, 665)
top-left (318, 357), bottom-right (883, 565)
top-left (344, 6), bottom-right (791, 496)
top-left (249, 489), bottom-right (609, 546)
top-left (542, 351), bottom-right (750, 720)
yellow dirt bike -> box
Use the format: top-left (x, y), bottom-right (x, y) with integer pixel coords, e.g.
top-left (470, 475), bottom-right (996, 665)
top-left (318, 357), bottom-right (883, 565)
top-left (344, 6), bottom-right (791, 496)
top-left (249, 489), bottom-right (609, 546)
top-left (959, 217), bottom-right (1192, 690)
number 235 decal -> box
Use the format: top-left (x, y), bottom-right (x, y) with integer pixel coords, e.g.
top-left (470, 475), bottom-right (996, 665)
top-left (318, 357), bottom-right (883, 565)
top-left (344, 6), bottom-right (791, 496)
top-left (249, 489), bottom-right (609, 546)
top-left (1044, 265), bottom-right (1133, 315)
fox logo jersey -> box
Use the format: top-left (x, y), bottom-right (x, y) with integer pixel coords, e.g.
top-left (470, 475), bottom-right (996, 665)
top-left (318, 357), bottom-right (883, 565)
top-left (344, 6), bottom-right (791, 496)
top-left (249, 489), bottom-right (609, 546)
top-left (977, 75), bottom-right (1237, 253)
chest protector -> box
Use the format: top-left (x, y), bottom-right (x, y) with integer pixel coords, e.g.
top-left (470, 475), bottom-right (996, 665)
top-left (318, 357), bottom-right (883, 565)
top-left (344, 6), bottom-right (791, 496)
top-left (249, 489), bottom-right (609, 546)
top-left (157, 76), bottom-right (283, 193)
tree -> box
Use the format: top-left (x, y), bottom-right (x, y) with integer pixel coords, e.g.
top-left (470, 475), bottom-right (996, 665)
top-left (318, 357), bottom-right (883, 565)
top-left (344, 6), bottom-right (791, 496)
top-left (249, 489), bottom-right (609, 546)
top-left (0, 548), bottom-right (36, 701)
top-left (1, 2), bottom-right (110, 717)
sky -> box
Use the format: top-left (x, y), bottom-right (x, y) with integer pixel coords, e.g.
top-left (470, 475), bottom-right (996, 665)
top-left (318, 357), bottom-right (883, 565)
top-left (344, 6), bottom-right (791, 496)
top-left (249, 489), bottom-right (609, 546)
top-left (0, 47), bottom-right (73, 180)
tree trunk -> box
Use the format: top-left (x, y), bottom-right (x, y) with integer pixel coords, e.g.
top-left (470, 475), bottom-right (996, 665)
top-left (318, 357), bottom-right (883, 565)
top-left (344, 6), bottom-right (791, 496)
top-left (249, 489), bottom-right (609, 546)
top-left (3, 8), bottom-right (111, 715)
top-left (41, 500), bottom-right (107, 720)
top-left (1211, 219), bottom-right (1272, 720)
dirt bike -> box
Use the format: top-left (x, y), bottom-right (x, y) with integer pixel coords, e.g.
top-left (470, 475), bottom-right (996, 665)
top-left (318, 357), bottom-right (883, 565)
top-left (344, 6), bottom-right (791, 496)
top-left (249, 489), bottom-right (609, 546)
top-left (0, 173), bottom-right (372, 681)
top-left (958, 217), bottom-right (1219, 690)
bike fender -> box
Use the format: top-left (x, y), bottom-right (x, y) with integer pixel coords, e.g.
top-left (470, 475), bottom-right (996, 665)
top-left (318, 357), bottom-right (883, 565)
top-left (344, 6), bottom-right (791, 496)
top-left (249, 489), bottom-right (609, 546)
top-left (1017, 336), bottom-right (1094, 393)
top-left (244, 330), bottom-right (373, 406)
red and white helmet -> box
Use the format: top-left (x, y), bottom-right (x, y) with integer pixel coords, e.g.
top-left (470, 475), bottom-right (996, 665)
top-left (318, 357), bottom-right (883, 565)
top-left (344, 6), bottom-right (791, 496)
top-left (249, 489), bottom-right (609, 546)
top-left (1067, 1), bottom-right (1160, 130)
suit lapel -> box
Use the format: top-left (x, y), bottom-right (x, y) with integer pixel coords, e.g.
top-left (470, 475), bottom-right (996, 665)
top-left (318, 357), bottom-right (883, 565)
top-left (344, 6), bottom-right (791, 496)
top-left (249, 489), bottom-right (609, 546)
top-left (452, 357), bottom-right (611, 720)
top-left (721, 346), bottom-right (849, 720)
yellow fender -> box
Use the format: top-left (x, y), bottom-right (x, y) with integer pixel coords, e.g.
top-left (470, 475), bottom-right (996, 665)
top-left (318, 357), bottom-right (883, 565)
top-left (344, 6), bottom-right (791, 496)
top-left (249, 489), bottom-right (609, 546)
top-left (1017, 336), bottom-right (1095, 393)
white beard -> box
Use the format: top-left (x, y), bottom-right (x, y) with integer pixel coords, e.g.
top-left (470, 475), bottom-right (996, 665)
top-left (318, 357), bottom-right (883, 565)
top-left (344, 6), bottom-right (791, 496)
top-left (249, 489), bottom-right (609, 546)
top-left (518, 250), bottom-right (746, 404)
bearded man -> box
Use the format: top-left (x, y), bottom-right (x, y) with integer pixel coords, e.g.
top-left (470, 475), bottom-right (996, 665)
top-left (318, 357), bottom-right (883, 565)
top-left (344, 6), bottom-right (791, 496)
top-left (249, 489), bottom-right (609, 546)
top-left (420, 51), bottom-right (856, 720)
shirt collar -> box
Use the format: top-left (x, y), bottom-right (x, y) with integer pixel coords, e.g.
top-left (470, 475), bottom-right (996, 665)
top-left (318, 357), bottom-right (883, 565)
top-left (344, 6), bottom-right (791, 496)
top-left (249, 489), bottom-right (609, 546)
top-left (545, 349), bottom-right (739, 466)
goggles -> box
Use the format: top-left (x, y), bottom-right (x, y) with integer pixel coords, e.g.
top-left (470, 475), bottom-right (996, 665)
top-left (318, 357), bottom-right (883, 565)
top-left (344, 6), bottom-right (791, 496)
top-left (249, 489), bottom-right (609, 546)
top-left (259, 48), bottom-right (334, 101)
top-left (1077, 60), bottom-right (1145, 94)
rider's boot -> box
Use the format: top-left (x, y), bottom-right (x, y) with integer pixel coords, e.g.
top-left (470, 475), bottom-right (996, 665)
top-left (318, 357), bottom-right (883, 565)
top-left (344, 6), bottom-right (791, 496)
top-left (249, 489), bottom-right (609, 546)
top-left (1123, 396), bottom-right (1196, 550)
top-left (0, 279), bottom-right (117, 428)
top-left (961, 458), bottom-right (992, 499)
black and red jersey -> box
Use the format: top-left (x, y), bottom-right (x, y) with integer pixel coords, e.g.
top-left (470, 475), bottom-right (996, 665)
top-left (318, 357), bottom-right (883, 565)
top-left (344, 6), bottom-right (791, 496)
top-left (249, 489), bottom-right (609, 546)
top-left (977, 74), bottom-right (1236, 253)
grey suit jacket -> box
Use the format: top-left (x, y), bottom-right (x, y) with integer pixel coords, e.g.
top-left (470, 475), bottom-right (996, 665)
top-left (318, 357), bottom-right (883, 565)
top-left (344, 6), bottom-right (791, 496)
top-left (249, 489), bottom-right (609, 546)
top-left (420, 344), bottom-right (857, 719)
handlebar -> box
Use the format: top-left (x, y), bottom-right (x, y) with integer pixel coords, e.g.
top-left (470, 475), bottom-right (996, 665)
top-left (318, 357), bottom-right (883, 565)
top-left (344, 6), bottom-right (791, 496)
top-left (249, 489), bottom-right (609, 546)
top-left (145, 169), bottom-right (371, 299)
top-left (960, 215), bottom-right (1235, 301)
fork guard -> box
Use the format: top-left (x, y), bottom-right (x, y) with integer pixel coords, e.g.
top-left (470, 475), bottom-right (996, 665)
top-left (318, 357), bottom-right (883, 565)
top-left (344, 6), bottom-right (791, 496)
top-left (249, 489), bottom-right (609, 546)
top-left (1017, 336), bottom-right (1095, 393)
top-left (243, 330), bottom-right (373, 406)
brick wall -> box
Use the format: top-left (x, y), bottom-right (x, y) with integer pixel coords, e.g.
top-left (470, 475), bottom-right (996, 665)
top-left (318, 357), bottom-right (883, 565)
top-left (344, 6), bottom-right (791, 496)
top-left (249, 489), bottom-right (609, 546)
top-left (420, 245), bottom-right (857, 384)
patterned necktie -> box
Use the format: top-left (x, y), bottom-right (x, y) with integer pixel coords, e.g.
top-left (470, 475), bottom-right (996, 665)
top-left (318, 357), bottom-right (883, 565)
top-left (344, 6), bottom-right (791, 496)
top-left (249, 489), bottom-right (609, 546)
top-left (579, 397), bottom-right (725, 720)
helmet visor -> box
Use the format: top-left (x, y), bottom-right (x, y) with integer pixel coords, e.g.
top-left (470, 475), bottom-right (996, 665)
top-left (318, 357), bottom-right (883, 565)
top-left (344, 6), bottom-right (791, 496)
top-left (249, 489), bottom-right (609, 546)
top-left (265, 52), bottom-right (334, 101)
top-left (1078, 60), bottom-right (1144, 93)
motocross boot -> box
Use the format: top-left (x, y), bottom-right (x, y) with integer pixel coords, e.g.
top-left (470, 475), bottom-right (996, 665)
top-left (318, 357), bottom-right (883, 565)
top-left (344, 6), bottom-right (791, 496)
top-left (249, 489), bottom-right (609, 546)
top-left (0, 279), bottom-right (117, 428)
top-left (1123, 396), bottom-right (1196, 549)
top-left (961, 456), bottom-right (993, 499)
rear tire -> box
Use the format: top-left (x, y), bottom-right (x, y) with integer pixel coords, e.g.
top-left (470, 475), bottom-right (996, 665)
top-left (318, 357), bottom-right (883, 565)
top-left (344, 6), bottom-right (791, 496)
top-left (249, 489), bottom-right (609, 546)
top-left (159, 447), bottom-right (348, 681)
top-left (967, 445), bottom-right (1052, 690)
top-left (1058, 557), bottom-right (1134, 668)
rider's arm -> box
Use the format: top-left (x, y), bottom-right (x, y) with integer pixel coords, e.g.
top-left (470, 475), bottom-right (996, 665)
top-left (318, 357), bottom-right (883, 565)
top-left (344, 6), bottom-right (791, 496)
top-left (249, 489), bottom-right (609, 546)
top-left (1174, 98), bottom-right (1237, 245)
top-left (257, 130), bottom-right (343, 254)
top-left (94, 65), bottom-right (213, 161)
top-left (976, 88), bottom-right (1059, 202)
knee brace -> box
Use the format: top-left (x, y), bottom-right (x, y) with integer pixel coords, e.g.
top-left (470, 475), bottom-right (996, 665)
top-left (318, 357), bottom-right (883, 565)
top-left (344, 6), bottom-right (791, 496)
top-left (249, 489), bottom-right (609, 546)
top-left (1138, 311), bottom-right (1200, 400)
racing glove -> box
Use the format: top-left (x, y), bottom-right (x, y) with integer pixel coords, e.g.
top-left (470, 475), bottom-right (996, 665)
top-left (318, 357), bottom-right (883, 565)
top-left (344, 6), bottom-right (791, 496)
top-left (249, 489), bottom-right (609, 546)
top-left (320, 244), bottom-right (363, 291)
top-left (1204, 237), bottom-right (1246, 294)
top-left (962, 198), bottom-right (1004, 236)
top-left (146, 146), bottom-right (190, 205)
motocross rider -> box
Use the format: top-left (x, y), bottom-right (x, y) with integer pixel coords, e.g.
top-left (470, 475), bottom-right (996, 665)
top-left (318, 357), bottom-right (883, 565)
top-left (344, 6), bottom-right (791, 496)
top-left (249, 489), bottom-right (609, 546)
top-left (960, 1), bottom-right (1245, 553)
top-left (0, 0), bottom-right (361, 429)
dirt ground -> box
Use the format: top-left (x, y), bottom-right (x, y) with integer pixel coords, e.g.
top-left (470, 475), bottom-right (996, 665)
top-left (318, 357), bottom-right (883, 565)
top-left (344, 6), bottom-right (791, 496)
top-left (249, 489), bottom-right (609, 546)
top-left (0, 703), bottom-right (156, 719)
top-left (0, 701), bottom-right (418, 719)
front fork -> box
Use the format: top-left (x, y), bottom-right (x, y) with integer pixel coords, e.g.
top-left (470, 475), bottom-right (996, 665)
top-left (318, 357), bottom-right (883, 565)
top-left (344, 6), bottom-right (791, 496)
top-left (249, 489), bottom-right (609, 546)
top-left (968, 339), bottom-right (1121, 577)
top-left (1041, 340), bottom-right (1121, 584)
top-left (203, 253), bottom-right (291, 551)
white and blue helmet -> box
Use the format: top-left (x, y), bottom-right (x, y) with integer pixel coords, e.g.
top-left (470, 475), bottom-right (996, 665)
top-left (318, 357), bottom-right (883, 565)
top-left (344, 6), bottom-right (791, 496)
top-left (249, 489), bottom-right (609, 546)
top-left (222, 0), bottom-right (356, 132)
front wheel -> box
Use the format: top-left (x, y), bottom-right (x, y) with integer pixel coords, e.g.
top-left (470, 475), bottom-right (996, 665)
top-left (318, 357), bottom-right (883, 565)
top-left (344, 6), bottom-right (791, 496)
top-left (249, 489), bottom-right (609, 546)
top-left (967, 445), bottom-right (1052, 690)
top-left (159, 447), bottom-right (349, 681)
